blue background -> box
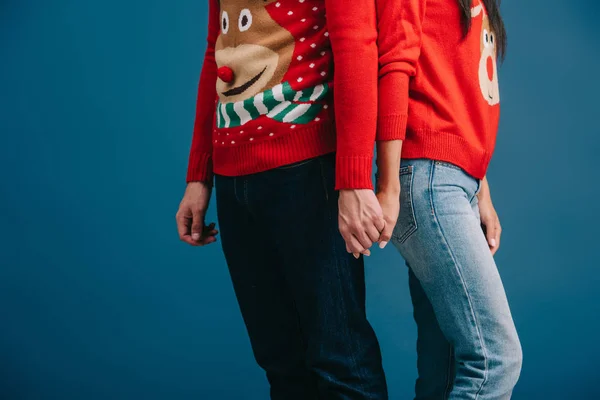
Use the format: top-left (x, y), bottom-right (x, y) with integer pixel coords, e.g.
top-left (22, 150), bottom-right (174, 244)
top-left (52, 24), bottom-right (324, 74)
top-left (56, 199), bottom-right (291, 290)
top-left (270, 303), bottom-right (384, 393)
top-left (1, 0), bottom-right (599, 399)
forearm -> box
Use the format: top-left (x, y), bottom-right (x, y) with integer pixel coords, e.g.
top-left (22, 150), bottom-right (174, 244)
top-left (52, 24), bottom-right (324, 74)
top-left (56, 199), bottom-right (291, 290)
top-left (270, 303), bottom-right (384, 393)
top-left (376, 140), bottom-right (403, 194)
top-left (186, 0), bottom-right (220, 183)
top-left (187, 58), bottom-right (218, 183)
top-left (325, 0), bottom-right (378, 190)
top-left (477, 175), bottom-right (491, 200)
top-left (375, 0), bottom-right (424, 141)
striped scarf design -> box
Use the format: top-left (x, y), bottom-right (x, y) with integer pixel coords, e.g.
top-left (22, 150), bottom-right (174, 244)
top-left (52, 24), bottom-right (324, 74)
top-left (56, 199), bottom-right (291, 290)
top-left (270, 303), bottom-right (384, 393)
top-left (216, 82), bottom-right (329, 129)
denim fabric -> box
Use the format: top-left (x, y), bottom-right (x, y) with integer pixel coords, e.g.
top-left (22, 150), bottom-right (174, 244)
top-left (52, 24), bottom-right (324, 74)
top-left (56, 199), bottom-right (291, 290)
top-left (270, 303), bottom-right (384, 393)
top-left (390, 159), bottom-right (522, 400)
top-left (215, 154), bottom-right (388, 400)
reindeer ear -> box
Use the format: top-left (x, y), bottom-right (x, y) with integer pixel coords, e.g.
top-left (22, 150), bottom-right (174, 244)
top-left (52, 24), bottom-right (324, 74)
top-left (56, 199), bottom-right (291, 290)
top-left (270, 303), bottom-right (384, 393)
top-left (471, 4), bottom-right (483, 18)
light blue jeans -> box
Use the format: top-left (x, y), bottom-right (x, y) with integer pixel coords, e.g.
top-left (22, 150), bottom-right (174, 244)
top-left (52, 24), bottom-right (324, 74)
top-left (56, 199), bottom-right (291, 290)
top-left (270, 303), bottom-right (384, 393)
top-left (389, 159), bottom-right (522, 400)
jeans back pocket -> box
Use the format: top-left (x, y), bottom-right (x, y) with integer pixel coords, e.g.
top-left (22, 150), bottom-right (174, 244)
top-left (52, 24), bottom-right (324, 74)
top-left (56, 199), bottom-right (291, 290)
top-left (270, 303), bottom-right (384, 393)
top-left (391, 165), bottom-right (418, 244)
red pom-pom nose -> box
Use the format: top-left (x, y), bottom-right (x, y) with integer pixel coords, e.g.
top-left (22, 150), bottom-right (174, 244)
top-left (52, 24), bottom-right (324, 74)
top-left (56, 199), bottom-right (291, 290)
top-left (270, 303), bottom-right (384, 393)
top-left (486, 56), bottom-right (494, 80)
top-left (218, 66), bottom-right (234, 83)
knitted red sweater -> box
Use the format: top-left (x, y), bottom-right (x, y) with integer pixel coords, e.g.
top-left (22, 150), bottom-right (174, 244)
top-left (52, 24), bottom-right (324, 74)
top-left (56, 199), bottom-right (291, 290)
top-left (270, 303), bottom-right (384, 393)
top-left (187, 0), bottom-right (384, 189)
top-left (376, 0), bottom-right (501, 179)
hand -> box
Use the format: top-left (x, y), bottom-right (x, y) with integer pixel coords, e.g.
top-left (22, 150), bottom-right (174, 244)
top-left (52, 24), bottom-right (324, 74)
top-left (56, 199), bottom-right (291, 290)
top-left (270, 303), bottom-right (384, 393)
top-left (478, 183), bottom-right (501, 255)
top-left (338, 189), bottom-right (385, 258)
top-left (176, 182), bottom-right (218, 246)
top-left (376, 189), bottom-right (400, 249)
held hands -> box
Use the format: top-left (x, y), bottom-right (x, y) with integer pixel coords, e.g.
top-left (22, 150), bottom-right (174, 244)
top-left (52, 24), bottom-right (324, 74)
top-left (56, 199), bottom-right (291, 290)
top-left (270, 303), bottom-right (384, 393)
top-left (176, 182), bottom-right (219, 246)
top-left (338, 190), bottom-right (384, 258)
top-left (375, 188), bottom-right (400, 249)
top-left (338, 189), bottom-right (396, 258)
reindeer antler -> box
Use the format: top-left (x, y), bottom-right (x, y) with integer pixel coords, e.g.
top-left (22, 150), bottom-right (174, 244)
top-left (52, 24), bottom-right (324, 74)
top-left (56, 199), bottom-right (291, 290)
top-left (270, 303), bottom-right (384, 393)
top-left (471, 4), bottom-right (483, 17)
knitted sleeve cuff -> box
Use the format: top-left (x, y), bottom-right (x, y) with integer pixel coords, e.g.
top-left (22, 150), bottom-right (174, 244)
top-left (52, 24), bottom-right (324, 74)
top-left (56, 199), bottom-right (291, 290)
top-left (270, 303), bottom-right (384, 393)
top-left (335, 155), bottom-right (374, 190)
top-left (377, 114), bottom-right (408, 141)
top-left (186, 152), bottom-right (213, 184)
top-left (377, 73), bottom-right (410, 141)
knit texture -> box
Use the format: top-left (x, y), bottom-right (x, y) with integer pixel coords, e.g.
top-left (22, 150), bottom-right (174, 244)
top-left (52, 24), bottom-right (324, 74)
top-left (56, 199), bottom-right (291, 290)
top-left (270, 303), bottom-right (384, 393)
top-left (216, 82), bottom-right (330, 128)
top-left (187, 0), bottom-right (380, 189)
top-left (375, 0), bottom-right (501, 179)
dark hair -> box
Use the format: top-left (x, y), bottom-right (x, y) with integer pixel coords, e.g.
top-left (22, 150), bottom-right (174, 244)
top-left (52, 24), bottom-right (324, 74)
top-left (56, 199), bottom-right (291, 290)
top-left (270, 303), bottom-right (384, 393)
top-left (458, 0), bottom-right (507, 61)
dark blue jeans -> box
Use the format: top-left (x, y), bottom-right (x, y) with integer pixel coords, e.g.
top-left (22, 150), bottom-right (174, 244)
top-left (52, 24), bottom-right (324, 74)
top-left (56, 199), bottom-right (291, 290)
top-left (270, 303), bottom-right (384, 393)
top-left (215, 154), bottom-right (388, 400)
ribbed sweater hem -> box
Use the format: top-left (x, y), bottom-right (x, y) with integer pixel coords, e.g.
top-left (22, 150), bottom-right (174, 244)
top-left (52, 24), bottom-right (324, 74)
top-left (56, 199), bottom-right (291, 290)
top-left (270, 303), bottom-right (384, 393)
top-left (214, 120), bottom-right (337, 176)
top-left (402, 129), bottom-right (493, 179)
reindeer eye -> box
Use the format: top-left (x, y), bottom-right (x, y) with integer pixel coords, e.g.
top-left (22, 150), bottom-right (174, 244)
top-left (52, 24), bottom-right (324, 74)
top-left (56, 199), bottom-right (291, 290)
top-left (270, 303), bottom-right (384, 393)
top-left (483, 29), bottom-right (491, 48)
top-left (490, 34), bottom-right (494, 45)
top-left (222, 11), bottom-right (229, 34)
top-left (239, 9), bottom-right (253, 32)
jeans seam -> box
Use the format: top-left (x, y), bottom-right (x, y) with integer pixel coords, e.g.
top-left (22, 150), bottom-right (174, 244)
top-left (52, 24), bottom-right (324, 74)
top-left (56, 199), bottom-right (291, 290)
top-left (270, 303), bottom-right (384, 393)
top-left (471, 179), bottom-right (482, 202)
top-left (428, 161), bottom-right (435, 216)
top-left (317, 159), bottom-right (368, 395)
top-left (232, 177), bottom-right (240, 205)
top-left (319, 158), bottom-right (329, 202)
top-left (333, 255), bottom-right (366, 396)
top-left (243, 179), bottom-right (249, 206)
top-left (328, 201), bottom-right (367, 395)
top-left (434, 160), bottom-right (462, 172)
top-left (443, 346), bottom-right (453, 399)
top-left (284, 287), bottom-right (309, 379)
top-left (276, 158), bottom-right (315, 170)
top-left (394, 166), bottom-right (418, 244)
top-left (429, 163), bottom-right (490, 400)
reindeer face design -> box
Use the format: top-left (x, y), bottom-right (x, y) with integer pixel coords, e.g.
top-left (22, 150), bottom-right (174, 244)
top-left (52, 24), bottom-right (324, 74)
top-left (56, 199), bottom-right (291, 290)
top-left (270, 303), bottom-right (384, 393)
top-left (215, 0), bottom-right (295, 104)
top-left (472, 4), bottom-right (500, 105)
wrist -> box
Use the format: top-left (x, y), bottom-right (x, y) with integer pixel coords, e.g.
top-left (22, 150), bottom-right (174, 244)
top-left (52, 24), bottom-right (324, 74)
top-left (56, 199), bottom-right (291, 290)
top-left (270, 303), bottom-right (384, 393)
top-left (477, 189), bottom-right (492, 205)
top-left (477, 185), bottom-right (490, 201)
top-left (376, 174), bottom-right (400, 195)
top-left (188, 180), bottom-right (213, 191)
top-left (377, 182), bottom-right (400, 196)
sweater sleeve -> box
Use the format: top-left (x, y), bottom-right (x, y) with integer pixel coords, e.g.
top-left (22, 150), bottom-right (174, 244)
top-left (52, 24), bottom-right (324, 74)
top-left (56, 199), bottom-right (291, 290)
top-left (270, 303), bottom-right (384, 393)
top-left (186, 0), bottom-right (220, 183)
top-left (376, 0), bottom-right (426, 141)
top-left (325, 0), bottom-right (379, 190)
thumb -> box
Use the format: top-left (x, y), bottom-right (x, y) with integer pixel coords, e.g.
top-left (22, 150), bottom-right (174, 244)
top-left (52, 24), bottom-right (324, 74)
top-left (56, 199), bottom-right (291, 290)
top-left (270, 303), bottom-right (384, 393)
top-left (485, 221), bottom-right (497, 248)
top-left (378, 221), bottom-right (394, 249)
top-left (191, 210), bottom-right (205, 241)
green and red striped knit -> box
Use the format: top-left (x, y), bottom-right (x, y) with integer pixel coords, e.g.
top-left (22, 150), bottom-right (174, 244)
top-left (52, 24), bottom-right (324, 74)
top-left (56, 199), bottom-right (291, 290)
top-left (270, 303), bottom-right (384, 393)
top-left (187, 0), bottom-right (382, 190)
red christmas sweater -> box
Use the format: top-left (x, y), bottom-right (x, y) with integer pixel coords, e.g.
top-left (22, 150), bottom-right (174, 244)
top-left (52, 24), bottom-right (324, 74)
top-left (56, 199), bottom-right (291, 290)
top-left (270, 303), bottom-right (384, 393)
top-left (187, 0), bottom-right (382, 189)
top-left (376, 0), bottom-right (502, 179)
